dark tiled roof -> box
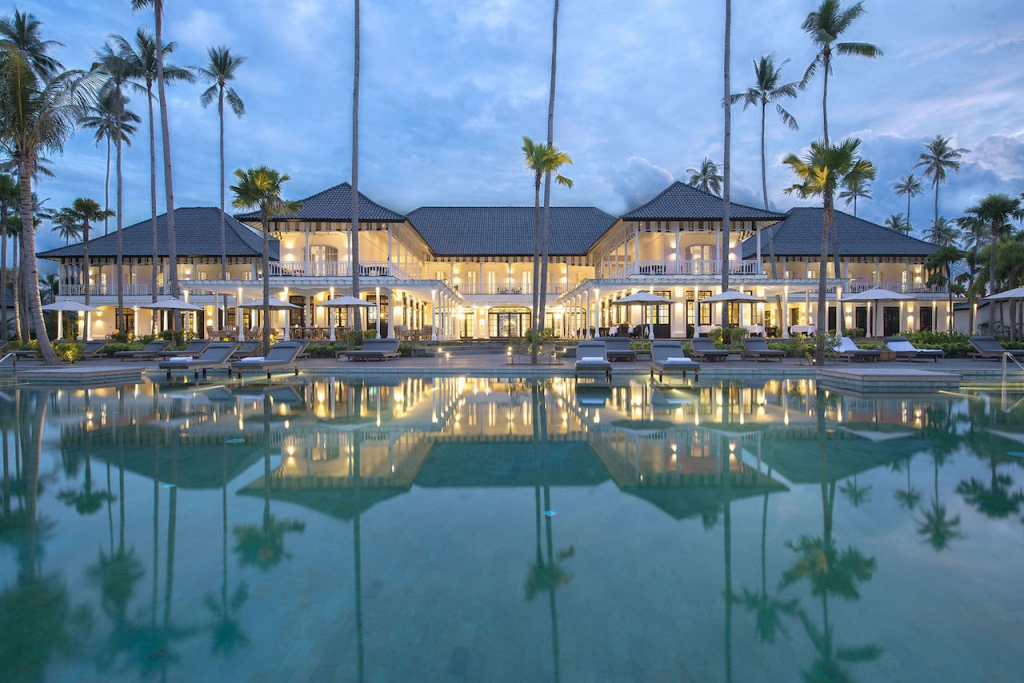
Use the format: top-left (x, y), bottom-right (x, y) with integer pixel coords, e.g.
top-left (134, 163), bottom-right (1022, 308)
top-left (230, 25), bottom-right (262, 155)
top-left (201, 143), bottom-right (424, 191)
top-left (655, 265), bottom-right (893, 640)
top-left (406, 206), bottom-right (618, 256)
top-left (740, 207), bottom-right (940, 258)
top-left (235, 182), bottom-right (405, 223)
top-left (622, 181), bottom-right (785, 221)
top-left (39, 207), bottom-right (279, 260)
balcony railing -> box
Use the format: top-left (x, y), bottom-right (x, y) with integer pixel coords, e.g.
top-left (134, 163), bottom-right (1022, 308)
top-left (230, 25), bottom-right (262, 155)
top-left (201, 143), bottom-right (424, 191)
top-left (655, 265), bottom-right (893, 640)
top-left (849, 281), bottom-right (948, 294)
top-left (452, 282), bottom-right (570, 296)
top-left (59, 283), bottom-right (153, 296)
top-left (266, 261), bottom-right (418, 279)
top-left (610, 259), bottom-right (762, 278)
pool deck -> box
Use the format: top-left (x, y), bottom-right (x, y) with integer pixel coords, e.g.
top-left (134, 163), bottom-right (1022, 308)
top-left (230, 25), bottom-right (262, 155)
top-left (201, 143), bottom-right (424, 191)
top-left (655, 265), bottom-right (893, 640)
top-left (2, 355), bottom-right (1021, 389)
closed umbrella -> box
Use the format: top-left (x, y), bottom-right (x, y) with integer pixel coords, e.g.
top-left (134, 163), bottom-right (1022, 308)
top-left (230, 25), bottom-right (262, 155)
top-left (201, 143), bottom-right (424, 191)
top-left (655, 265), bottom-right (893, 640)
top-left (613, 292), bottom-right (670, 340)
top-left (42, 301), bottom-right (102, 340)
top-left (322, 295), bottom-right (374, 342)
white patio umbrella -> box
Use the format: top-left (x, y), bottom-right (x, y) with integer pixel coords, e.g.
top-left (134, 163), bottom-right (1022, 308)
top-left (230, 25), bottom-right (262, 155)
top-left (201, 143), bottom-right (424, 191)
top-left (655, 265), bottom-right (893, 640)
top-left (322, 295), bottom-right (374, 342)
top-left (42, 301), bottom-right (102, 340)
top-left (984, 285), bottom-right (1024, 301)
top-left (612, 291), bottom-right (670, 340)
top-left (241, 299), bottom-right (299, 340)
top-left (843, 288), bottom-right (915, 338)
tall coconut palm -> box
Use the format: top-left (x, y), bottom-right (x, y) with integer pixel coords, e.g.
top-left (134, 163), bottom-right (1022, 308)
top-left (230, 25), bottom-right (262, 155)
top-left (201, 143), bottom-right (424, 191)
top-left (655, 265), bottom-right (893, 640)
top-left (132, 0), bottom-right (181, 330)
top-left (71, 198), bottom-right (114, 339)
top-left (728, 54), bottom-right (799, 324)
top-left (0, 173), bottom-right (16, 340)
top-left (522, 136), bottom-right (572, 363)
top-left (956, 213), bottom-right (987, 332)
top-left (537, 0), bottom-right (561, 359)
top-left (230, 166), bottom-right (302, 356)
top-left (198, 46), bottom-right (245, 328)
top-left (923, 216), bottom-right (959, 247)
top-left (350, 0), bottom-right (362, 333)
top-left (784, 138), bottom-right (872, 364)
top-left (926, 245), bottom-right (964, 332)
top-left (914, 135), bottom-right (970, 226)
top-left (78, 89), bottom-right (139, 238)
top-left (964, 193), bottom-right (1024, 328)
top-left (883, 213), bottom-right (910, 235)
top-left (801, 0), bottom-right (882, 146)
top-left (94, 39), bottom-right (140, 335)
top-left (686, 157), bottom-right (723, 196)
top-left (6, 215), bottom-right (25, 342)
top-left (892, 173), bottom-right (923, 231)
top-left (722, 0), bottom-right (733, 294)
top-left (113, 29), bottom-right (192, 318)
top-left (0, 12), bottom-right (94, 364)
top-left (51, 207), bottom-right (81, 245)
top-left (838, 160), bottom-right (875, 217)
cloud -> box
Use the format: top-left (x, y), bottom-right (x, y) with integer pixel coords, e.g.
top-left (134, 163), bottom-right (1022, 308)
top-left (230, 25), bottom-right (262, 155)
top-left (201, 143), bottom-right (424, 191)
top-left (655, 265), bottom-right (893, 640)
top-left (609, 156), bottom-right (674, 209)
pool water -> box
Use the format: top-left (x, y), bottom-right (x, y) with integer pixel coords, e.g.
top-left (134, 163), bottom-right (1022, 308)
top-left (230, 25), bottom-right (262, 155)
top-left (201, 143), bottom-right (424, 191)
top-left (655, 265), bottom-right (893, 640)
top-left (2, 377), bottom-right (1023, 682)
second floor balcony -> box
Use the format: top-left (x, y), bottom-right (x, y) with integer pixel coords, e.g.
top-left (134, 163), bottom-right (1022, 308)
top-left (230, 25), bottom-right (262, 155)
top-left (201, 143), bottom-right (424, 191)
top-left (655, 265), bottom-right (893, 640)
top-left (59, 283), bottom-right (154, 297)
top-left (267, 260), bottom-right (417, 279)
top-left (453, 282), bottom-right (570, 296)
top-left (610, 259), bottom-right (762, 278)
top-left (848, 280), bottom-right (948, 294)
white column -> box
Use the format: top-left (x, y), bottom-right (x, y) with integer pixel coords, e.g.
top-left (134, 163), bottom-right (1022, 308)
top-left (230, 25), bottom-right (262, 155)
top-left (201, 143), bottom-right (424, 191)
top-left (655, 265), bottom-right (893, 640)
top-left (836, 287), bottom-right (843, 336)
top-left (387, 225), bottom-right (393, 269)
top-left (237, 288), bottom-right (244, 342)
top-left (133, 306), bottom-right (139, 338)
top-left (756, 225), bottom-right (762, 266)
top-left (782, 287), bottom-right (789, 339)
top-left (431, 290), bottom-right (438, 340)
top-left (304, 227), bottom-right (310, 264)
top-left (584, 289), bottom-right (590, 338)
top-left (57, 309), bottom-right (63, 339)
top-left (479, 261), bottom-right (484, 294)
top-left (328, 286), bottom-right (336, 341)
top-left (387, 288), bottom-right (397, 338)
top-left (674, 225), bottom-right (682, 275)
top-left (634, 225), bottom-right (640, 263)
top-left (375, 285), bottom-right (382, 337)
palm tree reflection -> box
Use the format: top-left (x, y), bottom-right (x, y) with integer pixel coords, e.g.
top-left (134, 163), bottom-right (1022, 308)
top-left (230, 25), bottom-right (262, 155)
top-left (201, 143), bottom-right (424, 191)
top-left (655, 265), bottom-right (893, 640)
top-left (206, 443), bottom-right (249, 656)
top-left (915, 453), bottom-right (964, 551)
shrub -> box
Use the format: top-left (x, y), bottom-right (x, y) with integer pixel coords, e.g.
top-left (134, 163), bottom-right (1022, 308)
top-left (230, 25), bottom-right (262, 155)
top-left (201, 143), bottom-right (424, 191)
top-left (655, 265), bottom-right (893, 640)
top-left (100, 342), bottom-right (145, 357)
top-left (305, 343), bottom-right (346, 358)
top-left (109, 331), bottom-right (130, 343)
top-left (902, 330), bottom-right (973, 358)
top-left (398, 342), bottom-right (416, 357)
top-left (845, 327), bottom-right (866, 339)
top-left (630, 340), bottom-right (652, 351)
top-left (53, 341), bottom-right (83, 362)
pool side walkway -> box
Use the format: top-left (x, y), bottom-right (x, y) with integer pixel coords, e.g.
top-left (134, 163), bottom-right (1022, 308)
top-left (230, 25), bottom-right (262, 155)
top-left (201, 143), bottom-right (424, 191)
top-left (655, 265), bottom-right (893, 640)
top-left (4, 354), bottom-right (1022, 389)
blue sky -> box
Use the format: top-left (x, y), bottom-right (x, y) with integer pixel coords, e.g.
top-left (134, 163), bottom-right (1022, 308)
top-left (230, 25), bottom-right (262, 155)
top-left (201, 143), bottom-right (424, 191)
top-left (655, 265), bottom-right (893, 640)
top-left (24, 0), bottom-right (1024, 255)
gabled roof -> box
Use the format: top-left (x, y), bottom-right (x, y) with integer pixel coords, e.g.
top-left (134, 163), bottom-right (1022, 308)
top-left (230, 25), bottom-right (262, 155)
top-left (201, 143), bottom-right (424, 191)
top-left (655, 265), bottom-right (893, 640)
top-left (235, 181), bottom-right (406, 223)
top-left (39, 207), bottom-right (279, 260)
top-left (621, 181), bottom-right (785, 221)
top-left (406, 206), bottom-right (618, 256)
top-left (740, 207), bottom-right (940, 258)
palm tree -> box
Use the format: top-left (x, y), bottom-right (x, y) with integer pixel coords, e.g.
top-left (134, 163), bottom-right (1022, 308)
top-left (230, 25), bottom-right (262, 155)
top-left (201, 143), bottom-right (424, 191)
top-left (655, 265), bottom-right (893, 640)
top-left (722, 0), bottom-right (733, 296)
top-left (892, 457), bottom-right (923, 511)
top-left (94, 39), bottom-right (140, 335)
top-left (914, 135), bottom-right (970, 225)
top-left (230, 166), bottom-right (302, 355)
top-left (784, 138), bottom-right (872, 364)
top-left (115, 29), bottom-right (192, 314)
top-left (51, 207), bottom-right (82, 245)
top-left (686, 157), bottom-right (723, 196)
top-left (78, 90), bottom-right (138, 237)
top-left (71, 198), bottom-right (114, 339)
top-left (838, 161), bottom-right (875, 217)
top-left (957, 213), bottom-right (988, 333)
top-left (927, 244), bottom-right (964, 331)
top-left (801, 0), bottom-right (882, 145)
top-left (883, 213), bottom-right (910, 235)
top-left (0, 173), bottom-right (17, 340)
top-left (6, 215), bottom-right (24, 342)
top-left (964, 193), bottom-right (1024, 328)
top-left (350, 0), bottom-right (362, 333)
top-left (522, 136), bottom-right (572, 363)
top-left (198, 46), bottom-right (245, 328)
top-left (915, 453), bottom-right (964, 551)
top-left (892, 173), bottom-right (923, 231)
top-left (728, 54), bottom-right (798, 323)
top-left (132, 0), bottom-right (181, 328)
top-left (0, 12), bottom-right (94, 365)
top-left (923, 216), bottom-right (959, 246)
top-left (839, 475), bottom-right (872, 507)
top-left (537, 0), bottom-right (562, 365)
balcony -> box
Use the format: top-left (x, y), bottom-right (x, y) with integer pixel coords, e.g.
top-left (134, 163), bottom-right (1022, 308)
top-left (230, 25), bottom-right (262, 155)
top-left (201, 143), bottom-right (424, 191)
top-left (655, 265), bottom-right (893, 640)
top-left (453, 283), bottom-right (570, 296)
top-left (610, 259), bottom-right (762, 278)
top-left (849, 281), bottom-right (948, 294)
top-left (59, 283), bottom-right (153, 296)
top-left (267, 261), bottom-right (417, 279)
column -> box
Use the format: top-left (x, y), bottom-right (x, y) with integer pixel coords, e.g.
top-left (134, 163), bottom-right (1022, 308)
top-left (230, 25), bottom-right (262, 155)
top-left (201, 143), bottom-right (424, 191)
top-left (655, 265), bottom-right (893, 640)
top-left (584, 289), bottom-right (590, 338)
top-left (836, 287), bottom-right (843, 336)
top-left (387, 225), bottom-right (393, 271)
top-left (375, 285), bottom-right (382, 338)
top-left (782, 287), bottom-right (789, 339)
top-left (479, 261), bottom-right (484, 295)
top-left (634, 225), bottom-right (640, 264)
top-left (329, 286), bottom-right (336, 341)
top-left (387, 288), bottom-right (397, 338)
top-left (431, 290), bottom-right (438, 340)
top-left (756, 225), bottom-right (762, 267)
top-left (304, 227), bottom-right (310, 264)
top-left (237, 288), bottom-right (244, 342)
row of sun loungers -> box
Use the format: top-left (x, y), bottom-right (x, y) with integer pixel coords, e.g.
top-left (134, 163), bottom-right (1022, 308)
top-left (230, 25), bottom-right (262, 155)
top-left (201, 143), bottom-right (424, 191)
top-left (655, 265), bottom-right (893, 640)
top-left (576, 340), bottom-right (701, 383)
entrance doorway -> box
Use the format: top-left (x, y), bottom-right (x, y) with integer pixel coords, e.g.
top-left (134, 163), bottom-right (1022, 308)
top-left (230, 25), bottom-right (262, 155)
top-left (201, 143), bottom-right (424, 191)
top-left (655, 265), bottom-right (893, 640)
top-left (920, 306), bottom-right (933, 331)
top-left (488, 306), bottom-right (531, 338)
top-left (883, 306), bottom-right (901, 337)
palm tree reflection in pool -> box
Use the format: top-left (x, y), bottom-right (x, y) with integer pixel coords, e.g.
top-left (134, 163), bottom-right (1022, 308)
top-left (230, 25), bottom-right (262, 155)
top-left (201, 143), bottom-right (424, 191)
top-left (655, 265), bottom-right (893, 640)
top-left (206, 442), bottom-right (250, 656)
top-left (891, 456), bottom-right (923, 511)
top-left (915, 452), bottom-right (964, 552)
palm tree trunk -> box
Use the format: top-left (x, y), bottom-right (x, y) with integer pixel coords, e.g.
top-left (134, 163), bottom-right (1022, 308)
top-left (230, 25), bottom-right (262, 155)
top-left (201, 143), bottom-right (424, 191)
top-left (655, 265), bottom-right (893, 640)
top-left (116, 114), bottom-right (126, 335)
top-left (147, 82), bottom-right (159, 333)
top-left (531, 176), bottom-right (541, 364)
top-left (12, 235), bottom-right (21, 343)
top-left (261, 208), bottom-right (272, 357)
top-left (989, 218), bottom-right (998, 329)
top-left (154, 2), bottom-right (179, 334)
top-left (906, 193), bottom-right (911, 230)
top-left (104, 134), bottom-right (111, 236)
top-left (538, 0), bottom-right (560, 350)
top-left (18, 161), bottom-right (58, 364)
top-left (721, 0), bottom-right (732, 295)
top-left (817, 192), bottom-right (833, 364)
top-left (219, 87), bottom-right (227, 330)
top-left (761, 102), bottom-right (784, 334)
top-left (83, 221), bottom-right (90, 340)
top-left (350, 0), bottom-right (362, 334)
top-left (1, 213), bottom-right (8, 342)
top-left (822, 54), bottom-right (830, 146)
top-left (934, 182), bottom-right (939, 226)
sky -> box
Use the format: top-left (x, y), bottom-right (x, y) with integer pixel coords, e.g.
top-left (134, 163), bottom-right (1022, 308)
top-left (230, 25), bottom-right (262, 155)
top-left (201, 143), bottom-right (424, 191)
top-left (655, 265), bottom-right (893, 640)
top-left (21, 0), bottom-right (1024, 256)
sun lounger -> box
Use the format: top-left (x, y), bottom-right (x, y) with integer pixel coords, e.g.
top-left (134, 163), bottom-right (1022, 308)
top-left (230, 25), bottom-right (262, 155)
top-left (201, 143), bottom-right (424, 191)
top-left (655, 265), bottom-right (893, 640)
top-left (741, 337), bottom-right (785, 362)
top-left (229, 340), bottom-right (260, 360)
top-left (689, 337), bottom-right (730, 362)
top-left (884, 336), bottom-right (944, 362)
top-left (230, 341), bottom-right (304, 379)
top-left (597, 336), bottom-right (637, 362)
top-left (157, 339), bottom-right (211, 359)
top-left (969, 336), bottom-right (1024, 360)
top-left (649, 340), bottom-right (700, 381)
top-left (115, 339), bottom-right (171, 361)
top-left (79, 340), bottom-right (108, 359)
top-left (836, 336), bottom-right (881, 362)
top-left (158, 342), bottom-right (236, 378)
top-left (339, 338), bottom-right (400, 362)
top-left (574, 341), bottom-right (613, 382)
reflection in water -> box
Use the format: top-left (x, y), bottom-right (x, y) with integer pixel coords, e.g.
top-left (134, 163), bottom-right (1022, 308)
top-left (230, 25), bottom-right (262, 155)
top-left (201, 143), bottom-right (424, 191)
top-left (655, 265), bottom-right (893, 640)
top-left (2, 377), bottom-right (1024, 680)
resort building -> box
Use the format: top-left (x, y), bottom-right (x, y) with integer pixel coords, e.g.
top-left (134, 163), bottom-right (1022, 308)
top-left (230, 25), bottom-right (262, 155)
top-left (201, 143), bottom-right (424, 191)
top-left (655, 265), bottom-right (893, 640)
top-left (41, 180), bottom-right (948, 340)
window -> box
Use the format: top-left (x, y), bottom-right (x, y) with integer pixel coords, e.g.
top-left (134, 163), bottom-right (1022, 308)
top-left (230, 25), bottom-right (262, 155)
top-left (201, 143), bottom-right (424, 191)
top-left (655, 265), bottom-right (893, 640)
top-left (310, 245), bottom-right (338, 262)
top-left (653, 290), bottom-right (671, 325)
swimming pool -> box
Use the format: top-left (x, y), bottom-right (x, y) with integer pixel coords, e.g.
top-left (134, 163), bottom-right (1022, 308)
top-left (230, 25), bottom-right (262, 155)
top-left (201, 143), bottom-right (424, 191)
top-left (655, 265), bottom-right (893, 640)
top-left (1, 377), bottom-right (1022, 681)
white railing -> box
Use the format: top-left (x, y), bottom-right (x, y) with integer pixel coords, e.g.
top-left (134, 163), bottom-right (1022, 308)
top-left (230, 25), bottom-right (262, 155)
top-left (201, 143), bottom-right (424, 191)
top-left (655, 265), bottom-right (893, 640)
top-left (849, 281), bottom-right (948, 294)
top-left (453, 282), bottom-right (570, 295)
top-left (59, 283), bottom-right (153, 296)
top-left (266, 260), bottom-right (419, 279)
top-left (609, 259), bottom-right (761, 278)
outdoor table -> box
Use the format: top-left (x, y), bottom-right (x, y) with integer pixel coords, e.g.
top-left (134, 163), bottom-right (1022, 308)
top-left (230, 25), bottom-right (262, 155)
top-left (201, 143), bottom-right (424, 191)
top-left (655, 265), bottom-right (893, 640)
top-left (745, 324), bottom-right (765, 336)
top-left (791, 324), bottom-right (817, 336)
